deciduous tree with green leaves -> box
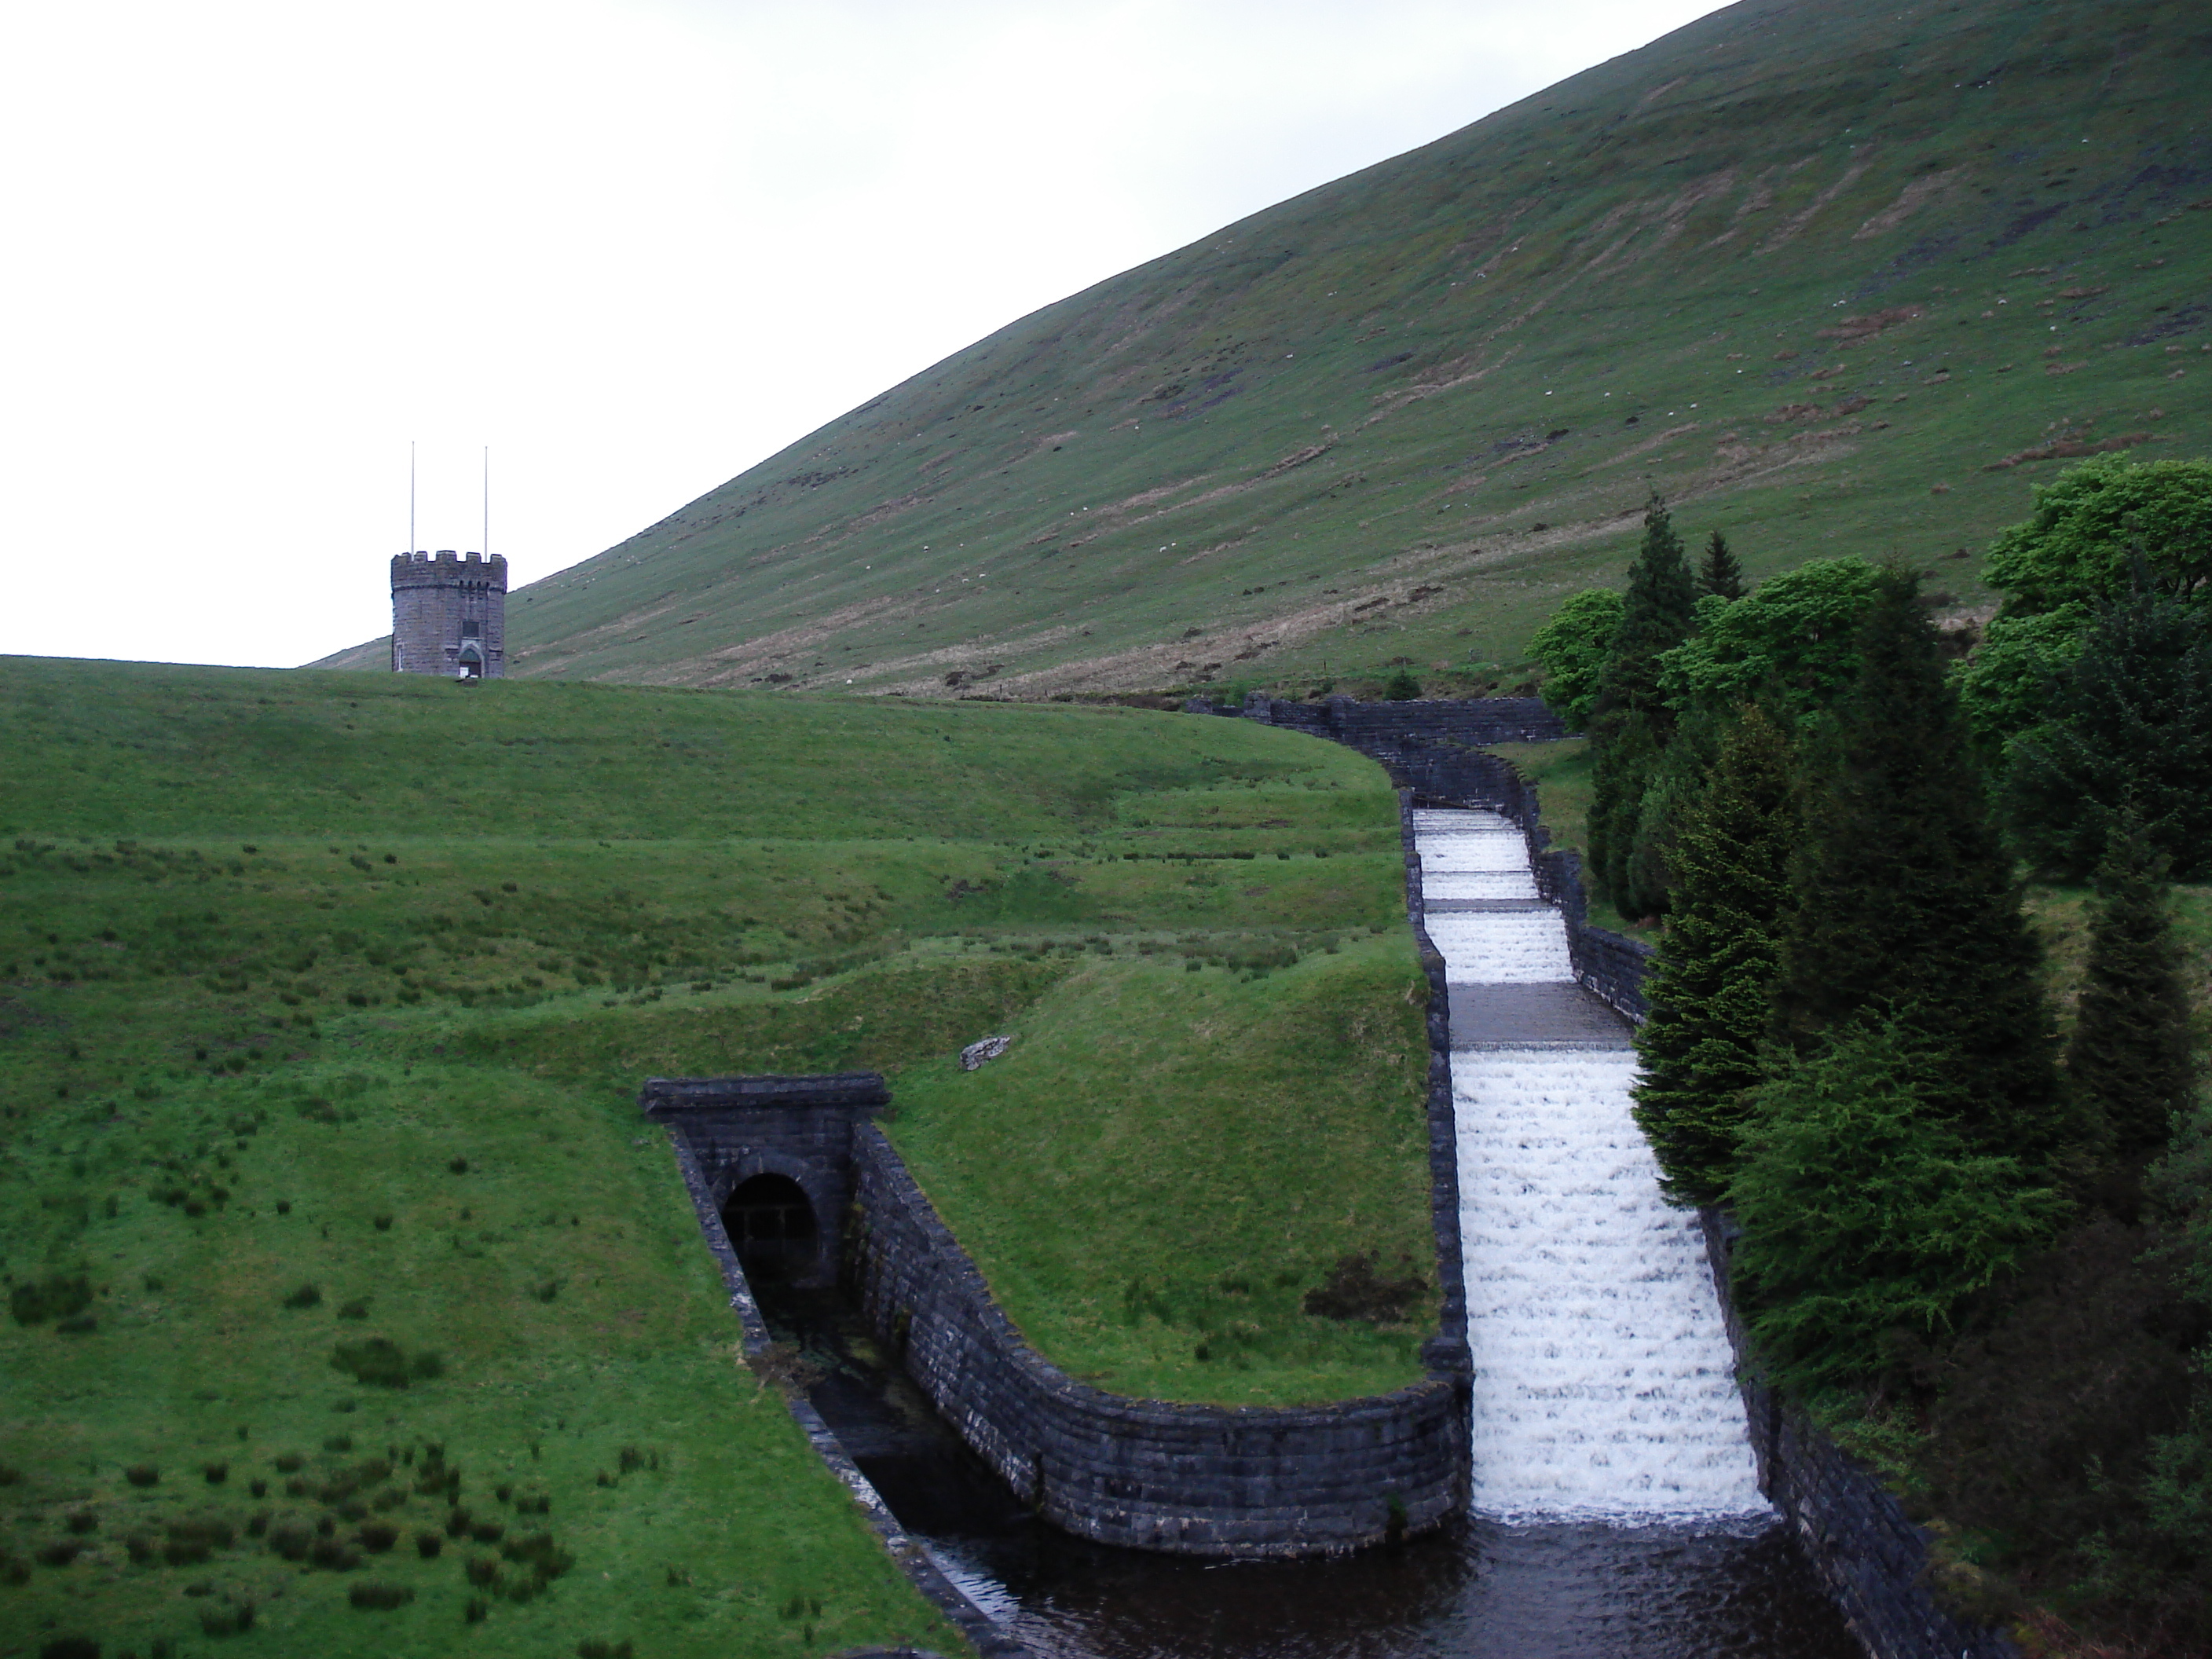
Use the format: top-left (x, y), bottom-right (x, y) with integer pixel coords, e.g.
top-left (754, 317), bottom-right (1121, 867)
top-left (1529, 588), bottom-right (1624, 731)
top-left (1658, 556), bottom-right (1881, 722)
top-left (1960, 454), bottom-right (2212, 752)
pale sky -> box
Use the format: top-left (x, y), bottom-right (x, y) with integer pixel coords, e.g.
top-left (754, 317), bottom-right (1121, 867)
top-left (0, 0), bottom-right (1723, 668)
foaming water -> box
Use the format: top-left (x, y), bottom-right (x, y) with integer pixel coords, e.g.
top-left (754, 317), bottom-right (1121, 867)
top-left (1415, 807), bottom-right (1767, 1524)
top-left (1452, 1051), bottom-right (1766, 1520)
top-left (743, 800), bottom-right (1854, 1659)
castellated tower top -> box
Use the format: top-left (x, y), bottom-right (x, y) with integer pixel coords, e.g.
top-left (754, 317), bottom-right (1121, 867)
top-left (390, 550), bottom-right (507, 679)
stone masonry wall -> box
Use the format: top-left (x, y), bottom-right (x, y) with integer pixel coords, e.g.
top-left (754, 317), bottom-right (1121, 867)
top-left (639, 1072), bottom-right (891, 1289)
top-left (390, 551), bottom-right (507, 677)
top-left (1222, 696), bottom-right (2015, 1659)
top-left (848, 1124), bottom-right (1468, 1557)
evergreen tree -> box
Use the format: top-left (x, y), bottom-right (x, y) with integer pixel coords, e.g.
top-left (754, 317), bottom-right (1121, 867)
top-left (2069, 816), bottom-right (2197, 1161)
top-left (2003, 587), bottom-right (2212, 880)
top-left (1730, 1020), bottom-right (2064, 1389)
top-left (1593, 493), bottom-right (1697, 721)
top-left (1699, 530), bottom-right (1746, 601)
top-left (1382, 667), bottom-right (1422, 701)
top-left (1587, 494), bottom-right (1697, 911)
top-left (1633, 703), bottom-right (1799, 1204)
top-left (1773, 567), bottom-right (2065, 1161)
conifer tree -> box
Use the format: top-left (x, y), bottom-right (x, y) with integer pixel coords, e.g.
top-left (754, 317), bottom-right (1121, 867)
top-left (2003, 586), bottom-right (2212, 881)
top-left (1587, 494), bottom-right (1697, 911)
top-left (1699, 530), bottom-right (1746, 601)
top-left (1594, 493), bottom-right (1697, 721)
top-left (2069, 816), bottom-right (2196, 1161)
top-left (1773, 567), bottom-right (2065, 1160)
top-left (1633, 703), bottom-right (1799, 1204)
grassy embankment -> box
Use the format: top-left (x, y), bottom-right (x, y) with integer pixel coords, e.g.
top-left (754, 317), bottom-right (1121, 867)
top-left (0, 658), bottom-right (1431, 1658)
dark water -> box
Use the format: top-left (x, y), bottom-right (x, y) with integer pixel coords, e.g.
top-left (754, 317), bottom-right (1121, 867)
top-left (756, 1283), bottom-right (1864, 1659)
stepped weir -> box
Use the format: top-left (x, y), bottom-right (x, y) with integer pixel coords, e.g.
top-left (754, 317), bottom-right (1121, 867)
top-left (1414, 807), bottom-right (1768, 1523)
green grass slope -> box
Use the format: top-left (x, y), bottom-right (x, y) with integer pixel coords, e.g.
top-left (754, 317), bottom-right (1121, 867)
top-left (316, 0), bottom-right (2212, 699)
top-left (0, 658), bottom-right (1431, 1655)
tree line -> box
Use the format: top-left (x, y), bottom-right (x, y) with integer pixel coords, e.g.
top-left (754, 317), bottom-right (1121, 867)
top-left (1529, 453), bottom-right (2212, 1647)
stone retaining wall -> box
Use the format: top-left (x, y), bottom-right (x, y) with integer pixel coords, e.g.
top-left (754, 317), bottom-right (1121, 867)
top-left (659, 1122), bottom-right (1027, 1658)
top-left (1243, 697), bottom-right (2012, 1659)
top-left (848, 1124), bottom-right (1469, 1557)
top-left (1695, 1214), bottom-right (2019, 1659)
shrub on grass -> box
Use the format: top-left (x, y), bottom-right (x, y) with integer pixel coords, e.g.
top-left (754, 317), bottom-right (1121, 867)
top-left (199, 1599), bottom-right (257, 1635)
top-left (202, 1461), bottom-right (226, 1484)
top-left (272, 1452), bottom-right (304, 1473)
top-left (357, 1522), bottom-right (397, 1553)
top-left (348, 1581), bottom-right (413, 1610)
top-left (416, 1531), bottom-right (443, 1558)
top-left (329, 1338), bottom-right (442, 1388)
top-left (281, 1283), bottom-right (322, 1309)
top-left (11, 1273), bottom-right (92, 1326)
top-left (309, 1539), bottom-right (361, 1571)
top-left (64, 1512), bottom-right (96, 1535)
top-left (267, 1523), bottom-right (313, 1562)
top-left (38, 1639), bottom-right (99, 1659)
top-left (577, 1643), bottom-right (635, 1659)
top-left (162, 1518), bottom-right (233, 1565)
top-left (500, 1531), bottom-right (575, 1588)
top-left (124, 1463), bottom-right (159, 1488)
top-left (36, 1540), bottom-right (85, 1567)
top-left (337, 1298), bottom-right (370, 1320)
top-left (1302, 1253), bottom-right (1429, 1324)
top-left (464, 1597), bottom-right (489, 1623)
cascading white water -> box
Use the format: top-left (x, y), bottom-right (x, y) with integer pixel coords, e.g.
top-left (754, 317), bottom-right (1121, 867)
top-left (1414, 808), bottom-right (1768, 1525)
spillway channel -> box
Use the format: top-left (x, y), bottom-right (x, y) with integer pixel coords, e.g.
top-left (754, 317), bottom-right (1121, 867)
top-left (760, 804), bottom-right (1858, 1657)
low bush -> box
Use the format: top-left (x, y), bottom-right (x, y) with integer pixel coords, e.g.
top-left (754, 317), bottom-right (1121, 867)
top-left (199, 1599), bottom-right (257, 1635)
top-left (348, 1580), bottom-right (414, 1610)
top-left (11, 1274), bottom-right (91, 1327)
top-left (1301, 1252), bottom-right (1428, 1324)
top-left (329, 1337), bottom-right (443, 1388)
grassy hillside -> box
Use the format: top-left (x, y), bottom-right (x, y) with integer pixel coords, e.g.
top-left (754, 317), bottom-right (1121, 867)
top-left (0, 657), bottom-right (1430, 1657)
top-left (318, 0), bottom-right (2212, 701)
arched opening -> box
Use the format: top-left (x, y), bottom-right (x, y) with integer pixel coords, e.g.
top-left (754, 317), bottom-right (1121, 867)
top-left (721, 1173), bottom-right (817, 1284)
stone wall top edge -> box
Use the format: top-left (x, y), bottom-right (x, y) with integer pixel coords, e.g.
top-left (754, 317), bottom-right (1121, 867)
top-left (641, 1071), bottom-right (891, 1112)
top-left (858, 1124), bottom-right (1459, 1430)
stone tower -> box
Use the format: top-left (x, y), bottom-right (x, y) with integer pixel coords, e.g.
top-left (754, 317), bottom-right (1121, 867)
top-left (390, 550), bottom-right (507, 679)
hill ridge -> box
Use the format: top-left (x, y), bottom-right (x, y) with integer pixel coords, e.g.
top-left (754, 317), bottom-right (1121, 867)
top-left (313, 0), bottom-right (2212, 697)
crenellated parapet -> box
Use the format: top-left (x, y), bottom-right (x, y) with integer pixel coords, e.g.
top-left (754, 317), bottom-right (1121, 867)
top-left (390, 549), bottom-right (508, 677)
top-left (390, 549), bottom-right (508, 591)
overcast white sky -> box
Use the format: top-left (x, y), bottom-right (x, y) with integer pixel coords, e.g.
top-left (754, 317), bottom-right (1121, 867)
top-left (0, 0), bottom-right (1722, 668)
